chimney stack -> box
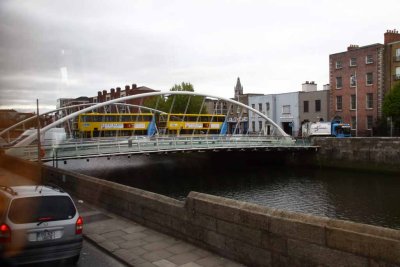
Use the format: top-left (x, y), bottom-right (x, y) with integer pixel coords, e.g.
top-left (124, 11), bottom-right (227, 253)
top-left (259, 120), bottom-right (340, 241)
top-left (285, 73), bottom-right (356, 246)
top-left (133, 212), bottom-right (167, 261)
top-left (347, 44), bottom-right (359, 51)
top-left (384, 29), bottom-right (400, 44)
top-left (125, 85), bottom-right (130, 95)
top-left (302, 81), bottom-right (317, 92)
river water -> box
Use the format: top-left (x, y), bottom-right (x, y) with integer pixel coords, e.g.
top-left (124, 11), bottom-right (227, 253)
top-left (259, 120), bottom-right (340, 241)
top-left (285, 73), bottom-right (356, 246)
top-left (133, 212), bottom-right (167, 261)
top-left (57, 152), bottom-right (400, 230)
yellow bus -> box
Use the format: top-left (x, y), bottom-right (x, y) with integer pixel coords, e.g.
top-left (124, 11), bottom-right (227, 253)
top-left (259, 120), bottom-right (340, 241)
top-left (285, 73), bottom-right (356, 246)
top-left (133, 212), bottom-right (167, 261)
top-left (162, 113), bottom-right (227, 135)
top-left (75, 113), bottom-right (156, 138)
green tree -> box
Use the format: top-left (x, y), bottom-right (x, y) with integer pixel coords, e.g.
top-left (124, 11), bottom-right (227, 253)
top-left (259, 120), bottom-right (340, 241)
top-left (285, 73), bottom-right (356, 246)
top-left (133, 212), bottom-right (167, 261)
top-left (142, 95), bottom-right (167, 113)
top-left (165, 82), bottom-right (206, 114)
top-left (383, 82), bottom-right (400, 123)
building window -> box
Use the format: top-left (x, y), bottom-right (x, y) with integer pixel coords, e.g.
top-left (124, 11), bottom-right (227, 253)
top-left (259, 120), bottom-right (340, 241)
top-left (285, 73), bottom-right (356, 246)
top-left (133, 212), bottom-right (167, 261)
top-left (366, 93), bottom-right (373, 109)
top-left (351, 116), bottom-right (356, 130)
top-left (395, 67), bottom-right (400, 80)
top-left (258, 103), bottom-right (262, 112)
top-left (336, 61), bottom-right (342, 69)
top-left (350, 74), bottom-right (356, 87)
top-left (266, 124), bottom-right (271, 135)
top-left (252, 121), bottom-right (255, 131)
top-left (93, 97), bottom-right (98, 103)
top-left (350, 94), bottom-right (356, 110)
top-left (282, 105), bottom-right (290, 114)
top-left (258, 121), bottom-right (263, 131)
top-left (366, 73), bottom-right (373, 85)
top-left (350, 57), bottom-right (357, 66)
top-left (365, 55), bottom-right (373, 64)
top-left (251, 104), bottom-right (255, 109)
top-left (315, 100), bottom-right (321, 112)
top-left (266, 102), bottom-right (270, 111)
top-left (336, 96), bottom-right (342, 111)
top-left (396, 48), bottom-right (400, 61)
top-left (303, 101), bottom-right (309, 113)
top-left (367, 116), bottom-right (373, 130)
top-left (336, 77), bottom-right (343, 89)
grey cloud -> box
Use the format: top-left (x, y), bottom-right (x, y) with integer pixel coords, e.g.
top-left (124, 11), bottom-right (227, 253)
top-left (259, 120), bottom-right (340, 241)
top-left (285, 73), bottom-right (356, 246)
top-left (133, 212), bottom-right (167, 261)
top-left (1, 0), bottom-right (400, 112)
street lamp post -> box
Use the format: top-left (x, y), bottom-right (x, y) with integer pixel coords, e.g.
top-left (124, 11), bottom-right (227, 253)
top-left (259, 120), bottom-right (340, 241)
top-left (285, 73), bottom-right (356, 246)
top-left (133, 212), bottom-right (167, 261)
top-left (36, 99), bottom-right (42, 163)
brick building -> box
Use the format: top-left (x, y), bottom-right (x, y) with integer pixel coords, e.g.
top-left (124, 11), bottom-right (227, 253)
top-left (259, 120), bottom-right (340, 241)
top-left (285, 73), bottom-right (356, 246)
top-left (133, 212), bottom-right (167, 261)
top-left (57, 84), bottom-right (159, 112)
top-left (329, 43), bottom-right (383, 136)
top-left (94, 84), bottom-right (158, 112)
top-left (384, 30), bottom-right (400, 94)
top-left (329, 30), bottom-right (400, 136)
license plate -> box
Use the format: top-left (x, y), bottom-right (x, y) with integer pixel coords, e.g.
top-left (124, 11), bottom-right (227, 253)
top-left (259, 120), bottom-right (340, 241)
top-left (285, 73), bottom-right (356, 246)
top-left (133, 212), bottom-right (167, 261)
top-left (37, 230), bottom-right (55, 241)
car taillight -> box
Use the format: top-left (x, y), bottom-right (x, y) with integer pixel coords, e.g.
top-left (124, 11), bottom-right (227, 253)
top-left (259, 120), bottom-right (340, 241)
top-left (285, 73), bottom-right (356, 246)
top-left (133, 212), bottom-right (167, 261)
top-left (75, 216), bottom-right (83, 235)
top-left (0, 223), bottom-right (11, 243)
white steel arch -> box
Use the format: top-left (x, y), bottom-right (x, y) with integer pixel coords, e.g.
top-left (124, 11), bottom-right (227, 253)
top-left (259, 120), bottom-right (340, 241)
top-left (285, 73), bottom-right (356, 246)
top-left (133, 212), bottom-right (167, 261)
top-left (1, 103), bottom-right (167, 141)
top-left (12, 91), bottom-right (290, 147)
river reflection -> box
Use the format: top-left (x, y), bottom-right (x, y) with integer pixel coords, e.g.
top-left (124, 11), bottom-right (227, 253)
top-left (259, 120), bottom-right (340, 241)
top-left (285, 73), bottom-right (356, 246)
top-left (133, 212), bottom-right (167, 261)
top-left (56, 153), bottom-right (400, 230)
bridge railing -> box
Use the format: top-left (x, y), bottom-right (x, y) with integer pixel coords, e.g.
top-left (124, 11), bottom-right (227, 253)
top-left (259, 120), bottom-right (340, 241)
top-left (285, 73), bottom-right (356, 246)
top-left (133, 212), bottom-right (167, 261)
top-left (6, 135), bottom-right (305, 161)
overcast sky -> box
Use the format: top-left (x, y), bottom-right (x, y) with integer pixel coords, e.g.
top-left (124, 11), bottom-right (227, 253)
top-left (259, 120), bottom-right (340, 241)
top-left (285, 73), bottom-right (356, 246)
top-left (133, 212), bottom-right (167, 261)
top-left (0, 0), bottom-right (399, 112)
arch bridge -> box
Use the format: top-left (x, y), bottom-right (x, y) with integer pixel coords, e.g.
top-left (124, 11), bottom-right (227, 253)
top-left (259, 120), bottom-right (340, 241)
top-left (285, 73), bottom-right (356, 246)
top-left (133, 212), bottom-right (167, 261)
top-left (1, 91), bottom-right (315, 162)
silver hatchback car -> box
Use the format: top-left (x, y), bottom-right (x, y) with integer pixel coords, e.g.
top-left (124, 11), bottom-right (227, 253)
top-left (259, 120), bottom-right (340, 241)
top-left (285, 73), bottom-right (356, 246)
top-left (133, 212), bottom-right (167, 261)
top-left (0, 185), bottom-right (83, 265)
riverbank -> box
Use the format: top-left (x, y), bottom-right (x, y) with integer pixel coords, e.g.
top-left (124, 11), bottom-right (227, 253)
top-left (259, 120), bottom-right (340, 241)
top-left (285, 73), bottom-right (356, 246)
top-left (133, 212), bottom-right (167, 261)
top-left (312, 137), bottom-right (400, 173)
top-left (2, 153), bottom-right (400, 266)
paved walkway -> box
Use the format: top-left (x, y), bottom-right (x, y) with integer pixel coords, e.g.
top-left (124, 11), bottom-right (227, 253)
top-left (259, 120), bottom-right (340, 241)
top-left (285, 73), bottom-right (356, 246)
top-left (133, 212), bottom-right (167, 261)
top-left (76, 200), bottom-right (244, 267)
top-left (0, 167), bottom-right (244, 267)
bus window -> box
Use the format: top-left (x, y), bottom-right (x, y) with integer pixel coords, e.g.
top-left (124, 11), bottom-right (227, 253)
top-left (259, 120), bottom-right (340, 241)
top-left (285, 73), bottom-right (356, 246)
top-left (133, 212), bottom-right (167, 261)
top-left (93, 115), bottom-right (101, 122)
top-left (200, 116), bottom-right (210, 122)
top-left (143, 115), bottom-right (153, 121)
top-left (169, 116), bottom-right (181, 121)
top-left (121, 115), bottom-right (130, 122)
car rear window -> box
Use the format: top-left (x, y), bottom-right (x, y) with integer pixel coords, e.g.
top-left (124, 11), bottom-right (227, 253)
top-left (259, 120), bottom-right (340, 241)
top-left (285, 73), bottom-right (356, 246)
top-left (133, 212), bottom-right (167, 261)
top-left (8, 196), bottom-right (76, 224)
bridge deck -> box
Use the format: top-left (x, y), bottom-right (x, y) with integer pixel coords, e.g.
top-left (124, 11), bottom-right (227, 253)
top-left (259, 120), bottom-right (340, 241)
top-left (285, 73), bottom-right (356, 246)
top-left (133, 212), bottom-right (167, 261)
top-left (6, 136), bottom-right (317, 161)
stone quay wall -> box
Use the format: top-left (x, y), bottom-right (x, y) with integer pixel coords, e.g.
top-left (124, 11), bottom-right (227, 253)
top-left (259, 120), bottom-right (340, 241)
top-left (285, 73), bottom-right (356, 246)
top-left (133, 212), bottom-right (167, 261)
top-left (312, 137), bottom-right (400, 173)
top-left (39, 164), bottom-right (400, 267)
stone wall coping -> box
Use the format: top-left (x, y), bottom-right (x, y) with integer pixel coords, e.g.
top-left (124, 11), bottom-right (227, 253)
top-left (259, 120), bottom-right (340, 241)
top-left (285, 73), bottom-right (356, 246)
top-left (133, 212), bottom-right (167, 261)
top-left (188, 192), bottom-right (400, 241)
top-left (43, 165), bottom-right (184, 208)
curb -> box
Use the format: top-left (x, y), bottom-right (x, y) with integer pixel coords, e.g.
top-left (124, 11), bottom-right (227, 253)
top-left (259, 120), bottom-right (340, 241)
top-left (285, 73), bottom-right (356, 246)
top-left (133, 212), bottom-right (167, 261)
top-left (83, 235), bottom-right (133, 267)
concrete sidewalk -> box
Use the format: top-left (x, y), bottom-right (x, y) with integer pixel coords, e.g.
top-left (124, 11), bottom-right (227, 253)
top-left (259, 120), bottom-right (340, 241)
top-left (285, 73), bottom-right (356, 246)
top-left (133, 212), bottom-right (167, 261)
top-left (75, 198), bottom-right (245, 267)
top-left (0, 167), bottom-right (244, 267)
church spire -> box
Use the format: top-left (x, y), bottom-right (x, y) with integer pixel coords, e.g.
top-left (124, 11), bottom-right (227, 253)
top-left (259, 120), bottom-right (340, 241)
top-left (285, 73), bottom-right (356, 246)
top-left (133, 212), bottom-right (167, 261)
top-left (234, 77), bottom-right (243, 98)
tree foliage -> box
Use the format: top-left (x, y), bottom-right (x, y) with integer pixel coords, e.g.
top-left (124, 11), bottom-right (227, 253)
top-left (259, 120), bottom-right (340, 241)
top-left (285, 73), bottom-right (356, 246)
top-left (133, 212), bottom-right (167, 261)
top-left (144, 82), bottom-right (206, 114)
top-left (383, 82), bottom-right (400, 123)
top-left (142, 95), bottom-right (168, 113)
